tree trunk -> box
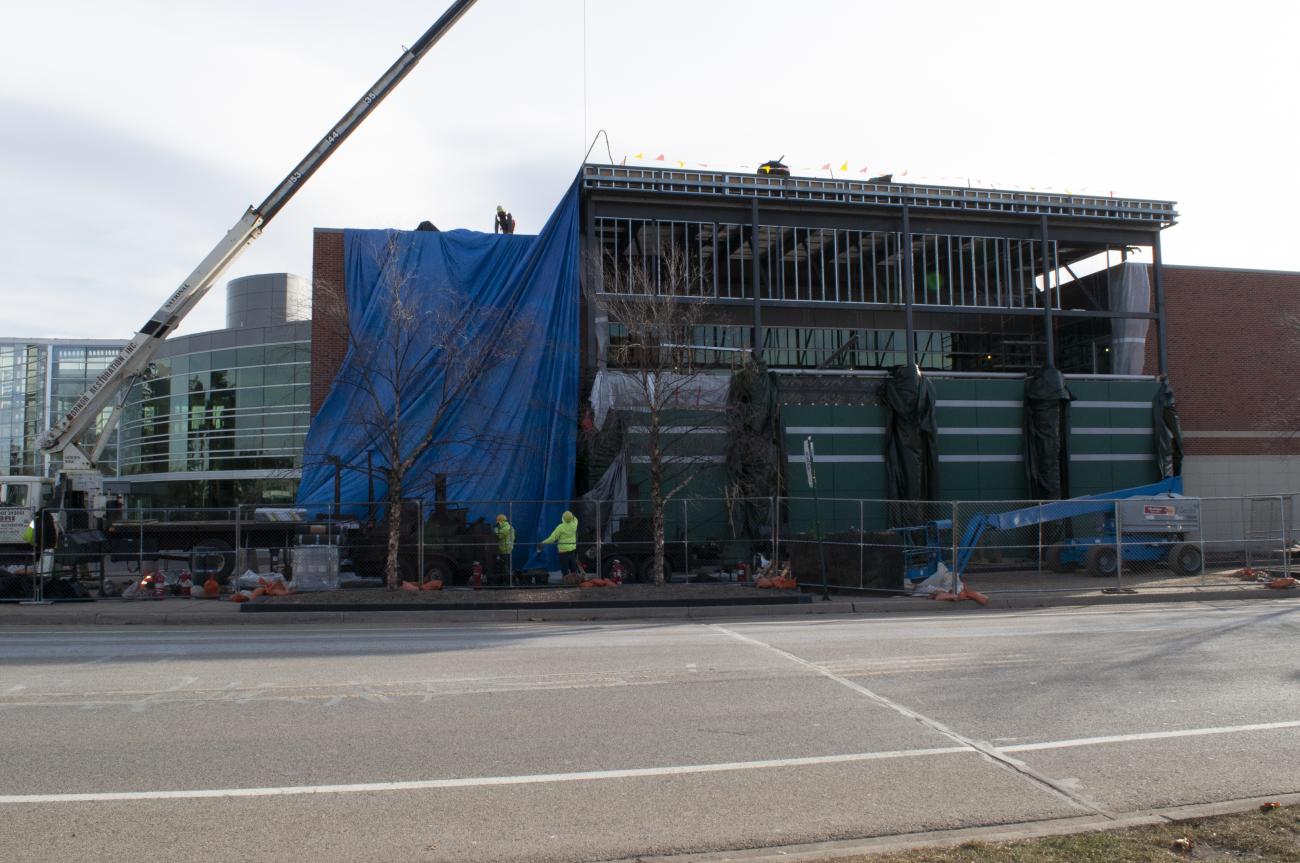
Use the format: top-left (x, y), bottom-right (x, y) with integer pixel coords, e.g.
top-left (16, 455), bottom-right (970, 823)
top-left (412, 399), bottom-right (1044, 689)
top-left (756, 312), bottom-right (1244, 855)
top-left (385, 482), bottom-right (402, 591)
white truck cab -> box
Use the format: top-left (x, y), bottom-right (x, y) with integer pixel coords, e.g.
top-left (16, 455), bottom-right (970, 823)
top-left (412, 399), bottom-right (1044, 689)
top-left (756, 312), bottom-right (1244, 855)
top-left (0, 477), bottom-right (54, 559)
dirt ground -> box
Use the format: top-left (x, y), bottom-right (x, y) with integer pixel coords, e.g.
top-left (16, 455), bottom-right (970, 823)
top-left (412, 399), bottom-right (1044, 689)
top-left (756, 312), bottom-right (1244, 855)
top-left (833, 804), bottom-right (1300, 863)
top-left (257, 581), bottom-right (799, 605)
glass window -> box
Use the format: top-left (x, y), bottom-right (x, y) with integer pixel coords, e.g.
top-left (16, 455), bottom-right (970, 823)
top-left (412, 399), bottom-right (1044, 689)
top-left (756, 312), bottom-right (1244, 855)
top-left (0, 483), bottom-right (29, 506)
top-left (264, 365), bottom-right (293, 387)
top-left (266, 344), bottom-right (295, 366)
top-left (236, 366), bottom-right (264, 389)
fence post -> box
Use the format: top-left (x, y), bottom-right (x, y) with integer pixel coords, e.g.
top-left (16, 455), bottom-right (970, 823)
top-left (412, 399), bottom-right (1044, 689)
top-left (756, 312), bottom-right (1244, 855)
top-left (858, 498), bottom-right (864, 590)
top-left (772, 495), bottom-right (779, 565)
top-left (1279, 491), bottom-right (1289, 579)
top-left (1199, 496), bottom-right (1207, 587)
top-left (234, 504), bottom-right (242, 575)
top-left (417, 498), bottom-right (425, 586)
top-left (1241, 496), bottom-right (1250, 572)
top-left (508, 500), bottom-right (515, 587)
top-left (595, 498), bottom-right (602, 582)
top-left (682, 498), bottom-right (689, 582)
top-left (1115, 500), bottom-right (1124, 590)
top-left (1037, 503), bottom-right (1044, 580)
top-left (951, 500), bottom-right (960, 581)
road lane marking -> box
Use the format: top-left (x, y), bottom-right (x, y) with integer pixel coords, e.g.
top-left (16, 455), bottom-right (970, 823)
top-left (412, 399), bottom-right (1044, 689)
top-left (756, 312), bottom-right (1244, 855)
top-left (1001, 720), bottom-right (1300, 752)
top-left (709, 623), bottom-right (1113, 816)
top-left (0, 746), bottom-right (970, 803)
top-left (3, 718), bottom-right (1298, 805)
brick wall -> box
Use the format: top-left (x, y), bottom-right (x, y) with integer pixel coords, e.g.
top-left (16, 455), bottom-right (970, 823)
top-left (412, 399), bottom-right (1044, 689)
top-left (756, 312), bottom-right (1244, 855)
top-left (310, 229), bottom-right (346, 416)
top-left (1146, 265), bottom-right (1300, 456)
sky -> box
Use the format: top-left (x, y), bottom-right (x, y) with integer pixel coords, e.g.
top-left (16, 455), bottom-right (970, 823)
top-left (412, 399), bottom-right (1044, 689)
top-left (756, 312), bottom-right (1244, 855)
top-left (1, 0), bottom-right (1297, 340)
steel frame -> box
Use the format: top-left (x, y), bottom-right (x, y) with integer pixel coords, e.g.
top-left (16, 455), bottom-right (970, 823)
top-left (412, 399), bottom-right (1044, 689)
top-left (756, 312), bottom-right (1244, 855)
top-left (581, 164), bottom-right (1176, 374)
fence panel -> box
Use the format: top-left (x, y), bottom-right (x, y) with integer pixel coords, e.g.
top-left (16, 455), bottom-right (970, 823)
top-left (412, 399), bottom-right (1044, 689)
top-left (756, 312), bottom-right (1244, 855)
top-left (11, 490), bottom-right (1296, 601)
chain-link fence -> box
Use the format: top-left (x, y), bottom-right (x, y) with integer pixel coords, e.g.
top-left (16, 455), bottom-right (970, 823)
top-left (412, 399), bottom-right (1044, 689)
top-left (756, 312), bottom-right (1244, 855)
top-left (4, 492), bottom-right (1295, 600)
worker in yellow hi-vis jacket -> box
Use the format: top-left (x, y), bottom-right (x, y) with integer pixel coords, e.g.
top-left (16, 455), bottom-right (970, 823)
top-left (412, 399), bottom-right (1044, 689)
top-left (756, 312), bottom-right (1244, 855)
top-left (537, 511), bottom-right (578, 583)
top-left (492, 514), bottom-right (515, 585)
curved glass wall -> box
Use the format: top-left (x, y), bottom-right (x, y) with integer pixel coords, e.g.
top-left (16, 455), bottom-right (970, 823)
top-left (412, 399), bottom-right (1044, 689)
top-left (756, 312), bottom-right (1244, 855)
top-left (118, 339), bottom-right (310, 480)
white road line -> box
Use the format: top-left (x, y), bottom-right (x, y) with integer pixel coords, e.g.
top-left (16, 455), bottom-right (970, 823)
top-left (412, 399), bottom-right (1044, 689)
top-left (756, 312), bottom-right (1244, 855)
top-left (0, 747), bottom-right (969, 804)
top-left (708, 623), bottom-right (1112, 816)
top-left (1001, 720), bottom-right (1300, 752)
top-left (3, 719), bottom-right (1297, 805)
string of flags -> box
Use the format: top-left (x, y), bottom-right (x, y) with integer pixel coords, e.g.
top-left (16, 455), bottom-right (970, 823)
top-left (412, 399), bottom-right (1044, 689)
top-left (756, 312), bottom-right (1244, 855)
top-left (619, 152), bottom-right (1112, 197)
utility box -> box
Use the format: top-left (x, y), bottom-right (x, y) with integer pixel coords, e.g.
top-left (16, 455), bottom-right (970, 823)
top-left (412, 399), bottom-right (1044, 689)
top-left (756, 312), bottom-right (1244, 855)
top-left (1118, 497), bottom-right (1200, 534)
top-left (292, 545), bottom-right (339, 592)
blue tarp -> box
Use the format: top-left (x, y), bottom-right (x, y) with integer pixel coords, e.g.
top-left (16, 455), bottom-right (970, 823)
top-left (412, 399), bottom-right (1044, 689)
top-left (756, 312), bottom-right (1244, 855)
top-left (298, 180), bottom-right (580, 570)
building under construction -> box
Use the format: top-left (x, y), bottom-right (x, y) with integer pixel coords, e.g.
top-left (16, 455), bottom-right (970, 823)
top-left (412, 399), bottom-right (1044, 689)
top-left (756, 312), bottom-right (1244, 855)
top-left (576, 164), bottom-right (1177, 504)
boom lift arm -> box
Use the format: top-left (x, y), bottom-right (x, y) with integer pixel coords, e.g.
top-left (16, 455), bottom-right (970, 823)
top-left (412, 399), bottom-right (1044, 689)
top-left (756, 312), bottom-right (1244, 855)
top-left (36, 0), bottom-right (479, 469)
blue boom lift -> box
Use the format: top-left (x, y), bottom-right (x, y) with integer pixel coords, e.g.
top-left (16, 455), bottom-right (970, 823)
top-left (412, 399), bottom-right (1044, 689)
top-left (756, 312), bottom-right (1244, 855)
top-left (898, 477), bottom-right (1203, 581)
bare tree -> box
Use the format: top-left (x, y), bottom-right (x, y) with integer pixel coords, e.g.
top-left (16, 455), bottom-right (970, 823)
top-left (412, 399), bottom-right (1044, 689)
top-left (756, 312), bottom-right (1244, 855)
top-left (588, 251), bottom-right (735, 584)
top-left (311, 233), bottom-right (528, 589)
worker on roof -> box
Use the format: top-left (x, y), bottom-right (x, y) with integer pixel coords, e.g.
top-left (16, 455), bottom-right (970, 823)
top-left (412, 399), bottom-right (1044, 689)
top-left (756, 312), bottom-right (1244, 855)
top-left (493, 514), bottom-right (515, 585)
top-left (494, 205), bottom-right (516, 235)
top-left (537, 511), bottom-right (578, 583)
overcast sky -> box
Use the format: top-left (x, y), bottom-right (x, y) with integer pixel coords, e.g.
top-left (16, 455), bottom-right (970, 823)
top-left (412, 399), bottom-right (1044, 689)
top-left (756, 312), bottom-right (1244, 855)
top-left (2, 0), bottom-right (1296, 339)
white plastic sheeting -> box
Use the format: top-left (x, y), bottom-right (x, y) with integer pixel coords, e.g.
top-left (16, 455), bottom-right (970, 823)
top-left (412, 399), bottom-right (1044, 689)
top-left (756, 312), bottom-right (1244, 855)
top-left (1109, 262), bottom-right (1151, 375)
top-left (588, 370), bottom-right (732, 430)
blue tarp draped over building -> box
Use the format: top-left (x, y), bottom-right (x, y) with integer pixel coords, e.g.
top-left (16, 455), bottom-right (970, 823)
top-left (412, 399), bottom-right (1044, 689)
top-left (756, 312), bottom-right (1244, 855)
top-left (298, 179), bottom-right (580, 570)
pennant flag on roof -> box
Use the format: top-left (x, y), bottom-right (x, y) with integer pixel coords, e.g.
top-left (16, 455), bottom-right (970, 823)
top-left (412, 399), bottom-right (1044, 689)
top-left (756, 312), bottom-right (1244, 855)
top-left (655, 154), bottom-right (665, 161)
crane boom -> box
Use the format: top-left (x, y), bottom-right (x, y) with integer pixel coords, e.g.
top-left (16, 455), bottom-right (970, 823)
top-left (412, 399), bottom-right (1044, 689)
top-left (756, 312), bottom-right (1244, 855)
top-left (37, 0), bottom-right (478, 459)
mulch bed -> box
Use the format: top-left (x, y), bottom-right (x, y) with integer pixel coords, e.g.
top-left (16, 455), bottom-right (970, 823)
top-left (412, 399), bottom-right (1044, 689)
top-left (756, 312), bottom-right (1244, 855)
top-left (247, 581), bottom-right (802, 610)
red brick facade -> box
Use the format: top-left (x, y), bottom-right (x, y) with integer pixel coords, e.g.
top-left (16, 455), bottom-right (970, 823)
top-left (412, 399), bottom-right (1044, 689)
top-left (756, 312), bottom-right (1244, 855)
top-left (1146, 265), bottom-right (1300, 456)
top-left (310, 229), bottom-right (346, 416)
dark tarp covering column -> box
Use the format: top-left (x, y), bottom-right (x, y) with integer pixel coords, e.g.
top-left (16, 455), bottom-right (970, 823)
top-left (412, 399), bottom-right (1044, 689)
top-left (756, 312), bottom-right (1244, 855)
top-left (1153, 379), bottom-right (1184, 478)
top-left (883, 364), bottom-right (939, 526)
top-left (725, 360), bottom-right (784, 542)
top-left (1023, 366), bottom-right (1074, 500)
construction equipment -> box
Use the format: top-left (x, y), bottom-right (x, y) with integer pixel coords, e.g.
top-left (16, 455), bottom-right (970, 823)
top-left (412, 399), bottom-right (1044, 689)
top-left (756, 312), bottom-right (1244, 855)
top-left (33, 0), bottom-right (479, 515)
top-left (897, 477), bottom-right (1201, 581)
top-left (2, 2), bottom-right (480, 582)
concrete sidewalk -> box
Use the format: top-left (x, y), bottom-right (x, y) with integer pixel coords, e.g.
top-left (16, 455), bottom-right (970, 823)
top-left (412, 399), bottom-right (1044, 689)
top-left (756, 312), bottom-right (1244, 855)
top-left (1, 582), bottom-right (1294, 626)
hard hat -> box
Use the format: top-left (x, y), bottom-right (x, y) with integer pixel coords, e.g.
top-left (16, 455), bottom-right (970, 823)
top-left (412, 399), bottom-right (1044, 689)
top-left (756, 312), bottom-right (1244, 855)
top-left (496, 514), bottom-right (508, 523)
top-left (496, 204), bottom-right (505, 213)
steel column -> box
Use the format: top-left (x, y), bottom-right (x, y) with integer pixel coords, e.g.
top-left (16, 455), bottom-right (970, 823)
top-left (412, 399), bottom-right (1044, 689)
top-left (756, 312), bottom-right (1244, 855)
top-left (1040, 215), bottom-right (1055, 367)
top-left (1152, 231), bottom-right (1169, 376)
top-left (901, 203), bottom-right (915, 366)
top-left (750, 198), bottom-right (763, 360)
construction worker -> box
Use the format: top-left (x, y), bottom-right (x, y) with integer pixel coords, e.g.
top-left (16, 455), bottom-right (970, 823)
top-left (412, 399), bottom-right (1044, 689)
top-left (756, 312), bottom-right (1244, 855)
top-left (494, 205), bottom-right (516, 235)
top-left (537, 511), bottom-right (578, 583)
top-left (492, 514), bottom-right (515, 585)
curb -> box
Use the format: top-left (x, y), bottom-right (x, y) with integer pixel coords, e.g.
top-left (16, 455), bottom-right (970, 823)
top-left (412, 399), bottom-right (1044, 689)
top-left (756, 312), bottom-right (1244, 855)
top-left (620, 791), bottom-right (1300, 862)
top-left (0, 588), bottom-right (1292, 627)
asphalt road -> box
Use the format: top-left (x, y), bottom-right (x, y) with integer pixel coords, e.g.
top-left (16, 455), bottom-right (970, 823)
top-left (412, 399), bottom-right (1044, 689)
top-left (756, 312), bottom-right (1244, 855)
top-left (1, 599), bottom-right (1297, 862)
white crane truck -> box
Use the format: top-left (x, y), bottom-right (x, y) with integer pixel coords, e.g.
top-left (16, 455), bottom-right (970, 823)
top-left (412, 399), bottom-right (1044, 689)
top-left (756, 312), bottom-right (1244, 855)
top-left (1, 1), bottom-right (480, 582)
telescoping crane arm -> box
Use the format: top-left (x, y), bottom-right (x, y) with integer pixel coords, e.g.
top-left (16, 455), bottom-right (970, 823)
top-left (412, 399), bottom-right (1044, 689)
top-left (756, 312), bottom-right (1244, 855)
top-left (36, 0), bottom-right (479, 460)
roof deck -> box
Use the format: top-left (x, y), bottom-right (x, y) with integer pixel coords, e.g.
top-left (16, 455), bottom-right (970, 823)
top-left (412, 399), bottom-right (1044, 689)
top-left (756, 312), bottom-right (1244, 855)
top-left (582, 164), bottom-right (1177, 228)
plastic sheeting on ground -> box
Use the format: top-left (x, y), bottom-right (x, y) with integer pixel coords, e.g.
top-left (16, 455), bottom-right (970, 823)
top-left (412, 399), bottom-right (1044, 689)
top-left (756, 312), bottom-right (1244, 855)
top-left (298, 179), bottom-right (581, 571)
